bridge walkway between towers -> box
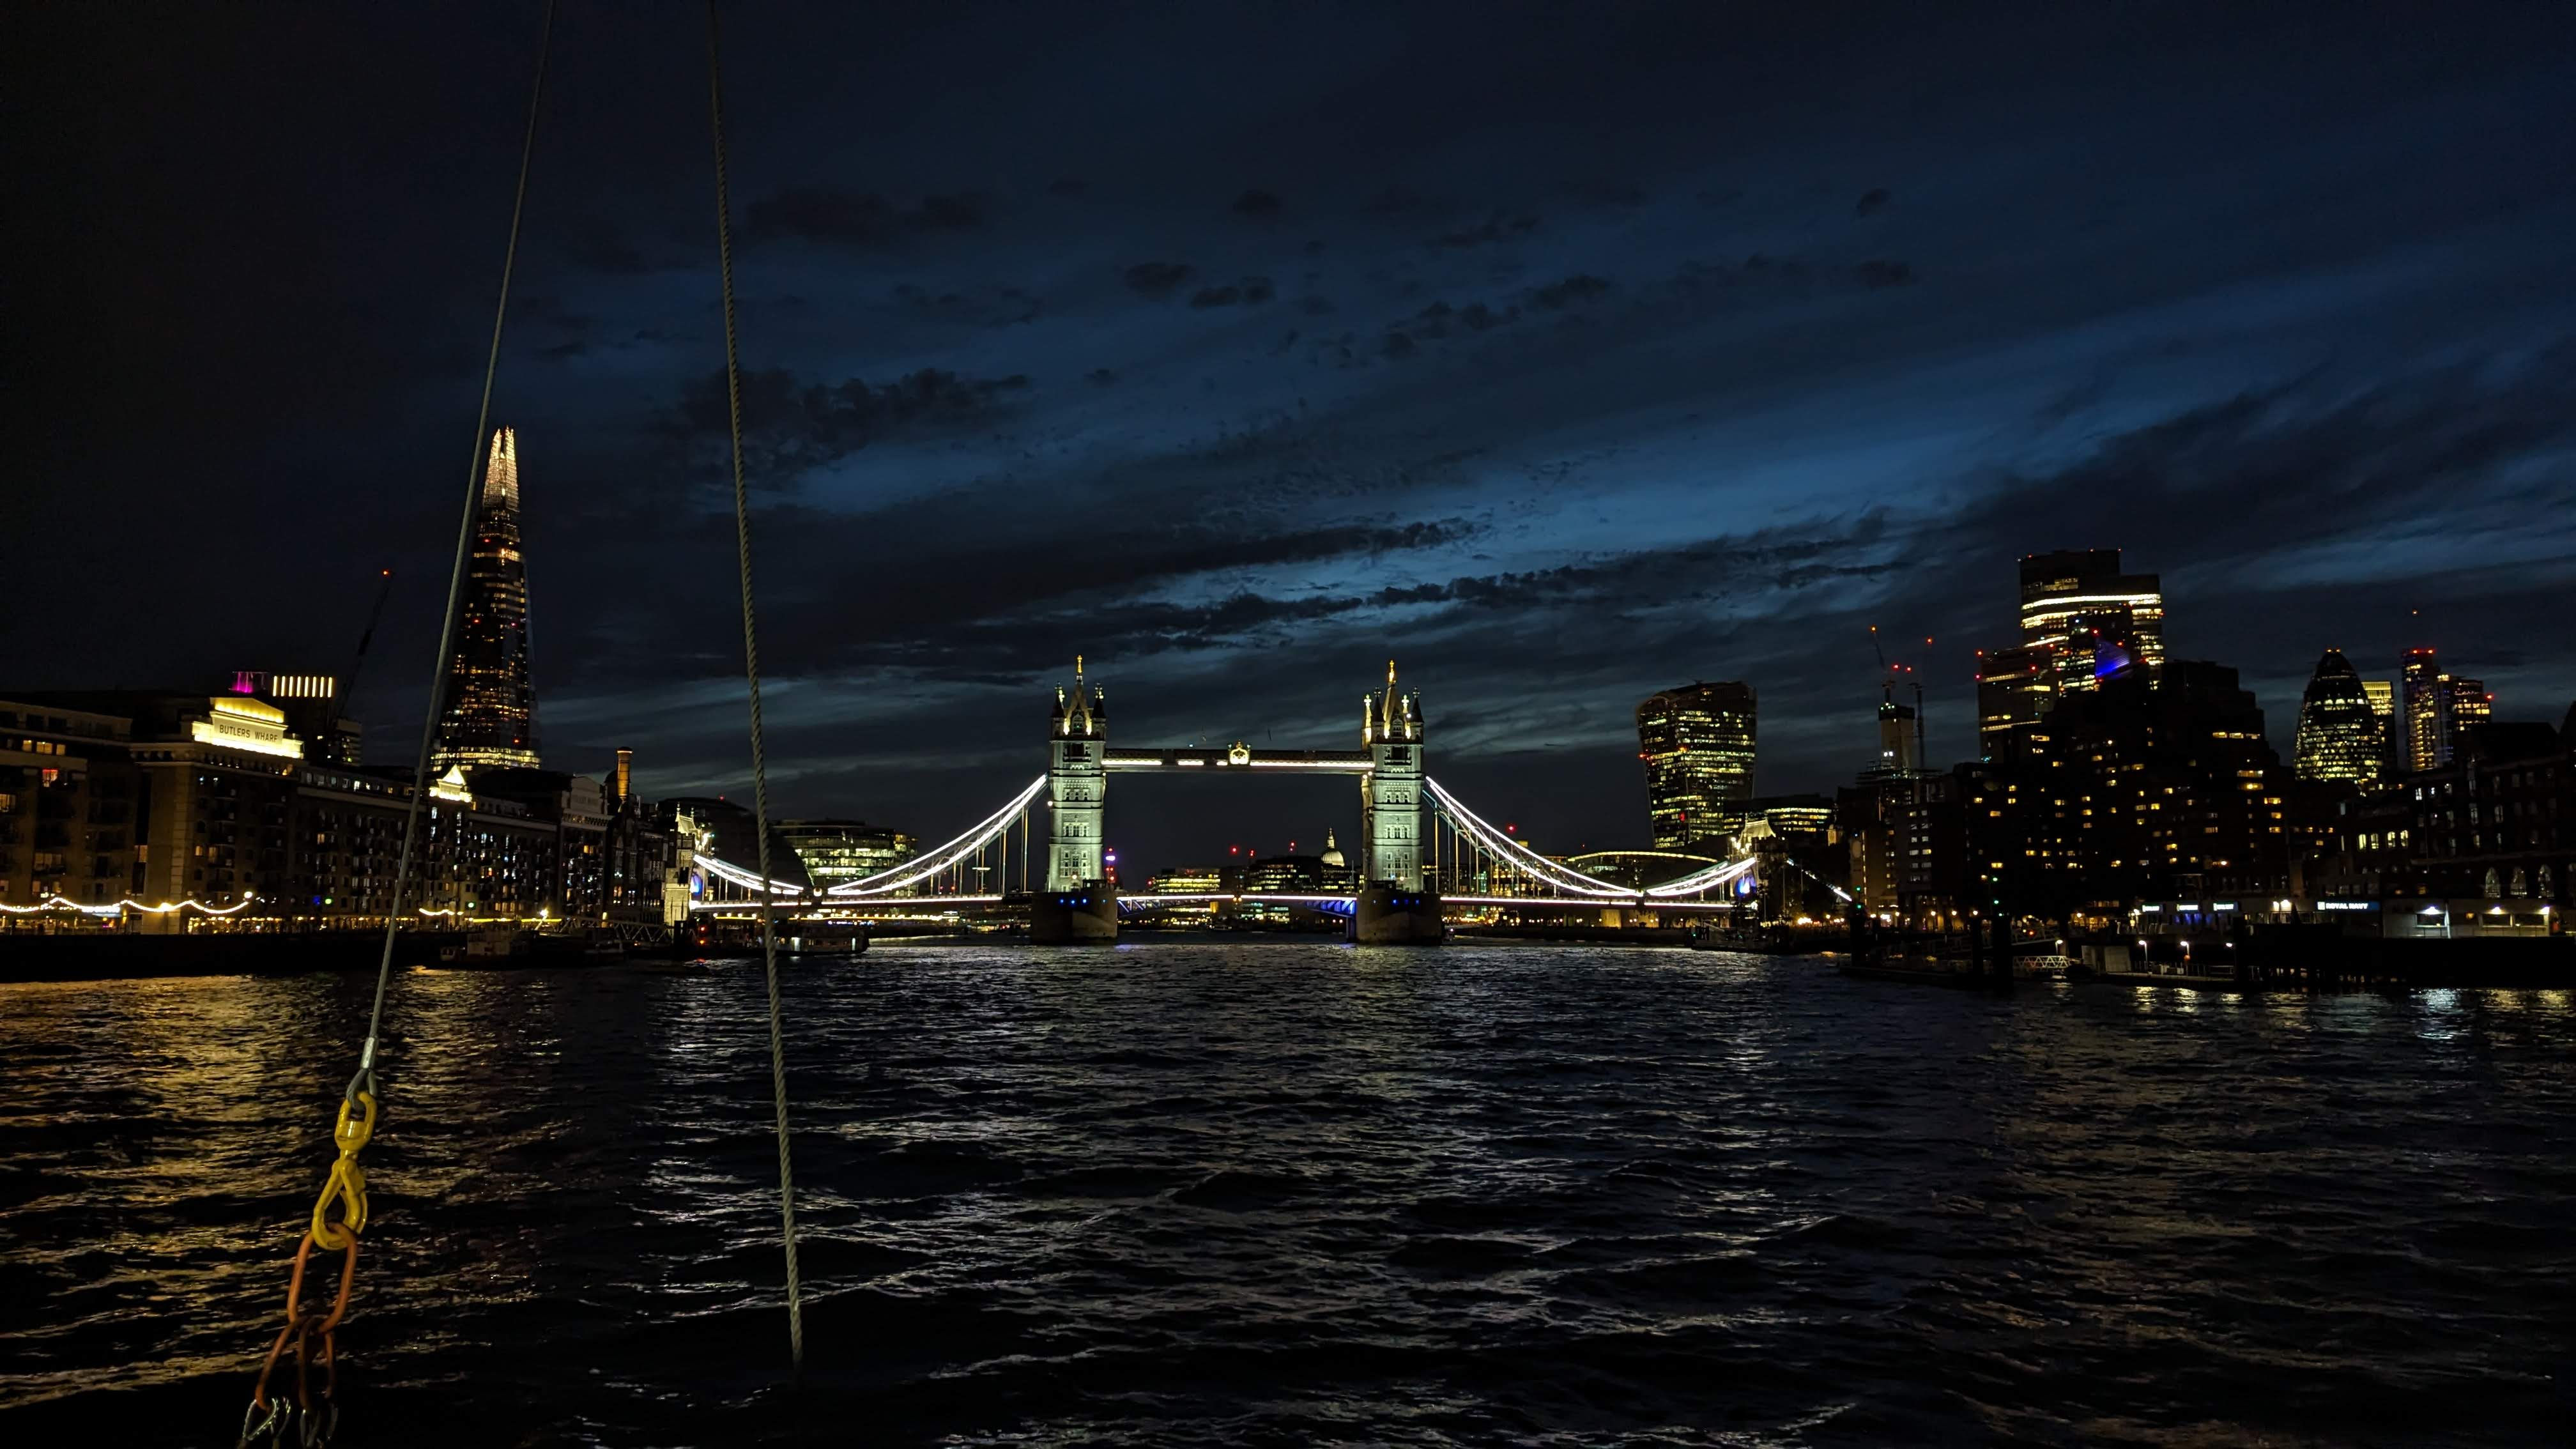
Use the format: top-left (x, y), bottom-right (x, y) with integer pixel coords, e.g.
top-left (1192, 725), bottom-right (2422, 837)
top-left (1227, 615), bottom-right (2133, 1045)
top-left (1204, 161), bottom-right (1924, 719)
top-left (1103, 746), bottom-right (1372, 773)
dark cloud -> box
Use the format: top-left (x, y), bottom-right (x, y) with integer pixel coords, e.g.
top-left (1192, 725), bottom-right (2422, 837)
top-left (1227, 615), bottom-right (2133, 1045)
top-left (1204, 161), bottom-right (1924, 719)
top-left (891, 282), bottom-right (1043, 326)
top-left (1567, 180), bottom-right (1648, 208)
top-left (1855, 187), bottom-right (1893, 217)
top-left (1046, 177), bottom-right (1088, 197)
top-left (1432, 213), bottom-right (1540, 249)
top-left (739, 188), bottom-right (986, 250)
top-left (1394, 300), bottom-right (1521, 342)
top-left (1381, 331), bottom-right (1418, 360)
top-left (664, 366), bottom-right (1034, 484)
top-left (1528, 274), bottom-right (1613, 309)
top-left (1230, 188), bottom-right (1283, 218)
top-left (1949, 348), bottom-right (2576, 573)
top-left (565, 229), bottom-right (653, 275)
top-left (558, 510), bottom-right (1489, 689)
top-left (1399, 516), bottom-right (1894, 614)
top-left (1123, 261), bottom-right (1195, 297)
top-left (1855, 259), bottom-right (1916, 287)
top-left (1189, 277), bottom-right (1275, 308)
top-left (1085, 367), bottom-right (1118, 386)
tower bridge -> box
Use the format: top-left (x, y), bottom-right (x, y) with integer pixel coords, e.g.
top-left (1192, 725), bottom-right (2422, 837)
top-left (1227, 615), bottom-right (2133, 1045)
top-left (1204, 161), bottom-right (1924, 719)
top-left (687, 659), bottom-right (1759, 942)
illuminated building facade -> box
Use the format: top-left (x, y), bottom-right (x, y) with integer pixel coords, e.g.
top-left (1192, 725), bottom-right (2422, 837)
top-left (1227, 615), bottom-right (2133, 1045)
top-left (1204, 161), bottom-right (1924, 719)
top-left (1974, 551), bottom-right (2165, 762)
top-left (2361, 678), bottom-right (2397, 771)
top-left (1963, 663), bottom-right (2287, 911)
top-left (1699, 793), bottom-right (1836, 846)
top-left (1147, 866), bottom-right (1223, 894)
top-left (2402, 649), bottom-right (2443, 771)
top-left (3, 692), bottom-right (303, 923)
top-left (2442, 675), bottom-right (2492, 758)
top-left (0, 699), bottom-right (139, 908)
top-left (778, 819), bottom-right (917, 889)
top-left (1974, 642), bottom-right (2050, 756)
top-left (2313, 716), bottom-right (2573, 908)
top-left (2401, 648), bottom-right (2492, 773)
top-left (436, 427), bottom-right (540, 772)
top-left (1361, 662), bottom-right (1426, 886)
top-left (1636, 680), bottom-right (1756, 849)
top-left (2, 688), bottom-right (682, 928)
top-left (233, 670), bottom-right (363, 765)
top-left (2015, 549), bottom-right (2166, 697)
top-left (1866, 698), bottom-right (1924, 780)
top-left (2292, 649), bottom-right (2383, 784)
top-left (1046, 659), bottom-right (1108, 891)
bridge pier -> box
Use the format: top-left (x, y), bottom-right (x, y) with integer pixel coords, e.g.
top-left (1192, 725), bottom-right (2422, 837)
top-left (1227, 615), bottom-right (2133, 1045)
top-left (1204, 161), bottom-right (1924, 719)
top-left (1031, 885), bottom-right (1119, 944)
top-left (1353, 883), bottom-right (1444, 944)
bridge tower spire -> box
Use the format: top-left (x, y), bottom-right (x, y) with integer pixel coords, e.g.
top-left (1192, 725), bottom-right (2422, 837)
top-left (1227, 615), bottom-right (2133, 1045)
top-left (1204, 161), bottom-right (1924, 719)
top-left (1034, 657), bottom-right (1117, 942)
top-left (1356, 659), bottom-right (1442, 944)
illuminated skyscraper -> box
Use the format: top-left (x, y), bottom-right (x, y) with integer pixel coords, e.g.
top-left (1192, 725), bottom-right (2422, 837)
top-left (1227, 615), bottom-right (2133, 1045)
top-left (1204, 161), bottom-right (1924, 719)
top-left (1974, 642), bottom-right (2049, 756)
top-left (434, 428), bottom-right (540, 771)
top-left (1866, 698), bottom-right (1924, 779)
top-left (2442, 673), bottom-right (2492, 751)
top-left (2360, 678), bottom-right (2396, 769)
top-left (2292, 648), bottom-right (2381, 784)
top-left (2400, 648), bottom-right (2488, 773)
top-left (1636, 681), bottom-right (1756, 848)
top-left (2016, 549), bottom-right (2165, 696)
top-left (2402, 648), bottom-right (2442, 772)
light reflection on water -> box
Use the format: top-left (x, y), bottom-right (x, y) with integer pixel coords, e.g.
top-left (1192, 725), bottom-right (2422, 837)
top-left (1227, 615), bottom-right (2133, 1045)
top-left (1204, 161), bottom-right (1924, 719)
top-left (3, 945), bottom-right (2572, 1446)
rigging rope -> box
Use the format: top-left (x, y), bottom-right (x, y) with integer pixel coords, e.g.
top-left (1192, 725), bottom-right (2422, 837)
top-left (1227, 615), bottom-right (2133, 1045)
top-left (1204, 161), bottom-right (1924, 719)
top-left (706, 0), bottom-right (808, 1376)
top-left (239, 5), bottom-right (556, 1444)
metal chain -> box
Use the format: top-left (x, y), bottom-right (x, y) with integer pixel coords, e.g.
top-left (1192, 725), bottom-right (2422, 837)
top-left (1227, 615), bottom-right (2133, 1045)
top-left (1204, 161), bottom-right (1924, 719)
top-left (706, 0), bottom-right (806, 1375)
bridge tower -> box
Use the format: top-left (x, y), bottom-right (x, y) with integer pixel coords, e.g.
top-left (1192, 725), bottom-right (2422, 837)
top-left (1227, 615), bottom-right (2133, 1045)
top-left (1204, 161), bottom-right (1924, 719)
top-left (1034, 657), bottom-right (1117, 942)
top-left (1355, 661), bottom-right (1443, 944)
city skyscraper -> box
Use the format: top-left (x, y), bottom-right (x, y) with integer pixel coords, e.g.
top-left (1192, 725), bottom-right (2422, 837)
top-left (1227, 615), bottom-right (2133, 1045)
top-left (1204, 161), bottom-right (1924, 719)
top-left (1865, 697), bottom-right (1925, 779)
top-left (2016, 549), bottom-right (2166, 696)
top-left (2442, 673), bottom-right (2492, 753)
top-left (434, 427), bottom-right (540, 771)
top-left (2402, 648), bottom-right (2442, 772)
top-left (2400, 648), bottom-right (2491, 773)
top-left (1636, 680), bottom-right (1756, 848)
top-left (1974, 641), bottom-right (2050, 756)
top-left (2292, 648), bottom-right (2382, 784)
top-left (2361, 678), bottom-right (2397, 770)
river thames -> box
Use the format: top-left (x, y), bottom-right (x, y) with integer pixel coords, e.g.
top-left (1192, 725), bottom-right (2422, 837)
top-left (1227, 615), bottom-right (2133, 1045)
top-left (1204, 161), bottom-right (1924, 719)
top-left (3, 944), bottom-right (2570, 1445)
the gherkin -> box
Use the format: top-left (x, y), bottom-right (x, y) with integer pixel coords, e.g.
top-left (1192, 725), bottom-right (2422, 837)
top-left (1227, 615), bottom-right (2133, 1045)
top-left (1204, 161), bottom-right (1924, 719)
top-left (2293, 648), bottom-right (2379, 784)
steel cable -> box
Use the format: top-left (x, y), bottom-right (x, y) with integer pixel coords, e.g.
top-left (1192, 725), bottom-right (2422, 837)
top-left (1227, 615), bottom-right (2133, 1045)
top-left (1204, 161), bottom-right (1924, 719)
top-left (705, 0), bottom-right (806, 1375)
top-left (243, 7), bottom-right (555, 1443)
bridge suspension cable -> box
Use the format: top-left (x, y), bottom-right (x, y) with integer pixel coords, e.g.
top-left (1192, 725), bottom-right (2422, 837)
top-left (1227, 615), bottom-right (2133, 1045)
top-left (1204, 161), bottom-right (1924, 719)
top-left (1641, 855), bottom-right (1759, 898)
top-left (1422, 776), bottom-right (1634, 898)
top-left (825, 775), bottom-right (1047, 897)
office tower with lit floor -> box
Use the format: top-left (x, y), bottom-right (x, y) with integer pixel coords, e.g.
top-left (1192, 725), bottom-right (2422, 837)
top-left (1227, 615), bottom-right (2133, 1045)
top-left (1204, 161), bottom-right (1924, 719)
top-left (1636, 680), bottom-right (1756, 849)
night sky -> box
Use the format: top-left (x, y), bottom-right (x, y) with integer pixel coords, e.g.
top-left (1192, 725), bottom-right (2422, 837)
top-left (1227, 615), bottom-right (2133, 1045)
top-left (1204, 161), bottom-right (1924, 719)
top-left (18, 2), bottom-right (2576, 874)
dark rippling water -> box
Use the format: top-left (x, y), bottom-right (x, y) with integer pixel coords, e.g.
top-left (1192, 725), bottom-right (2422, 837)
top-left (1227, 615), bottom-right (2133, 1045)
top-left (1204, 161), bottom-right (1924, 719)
top-left (3, 944), bottom-right (2573, 1446)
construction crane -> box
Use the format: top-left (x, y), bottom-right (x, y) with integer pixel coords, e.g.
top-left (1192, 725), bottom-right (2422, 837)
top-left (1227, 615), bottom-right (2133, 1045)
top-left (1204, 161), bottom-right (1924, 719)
top-left (1867, 625), bottom-right (1929, 772)
top-left (344, 568), bottom-right (396, 705)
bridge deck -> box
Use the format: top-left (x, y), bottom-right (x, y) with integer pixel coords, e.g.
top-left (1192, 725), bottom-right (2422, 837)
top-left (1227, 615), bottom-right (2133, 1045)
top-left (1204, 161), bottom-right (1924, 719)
top-left (1105, 746), bottom-right (1372, 773)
